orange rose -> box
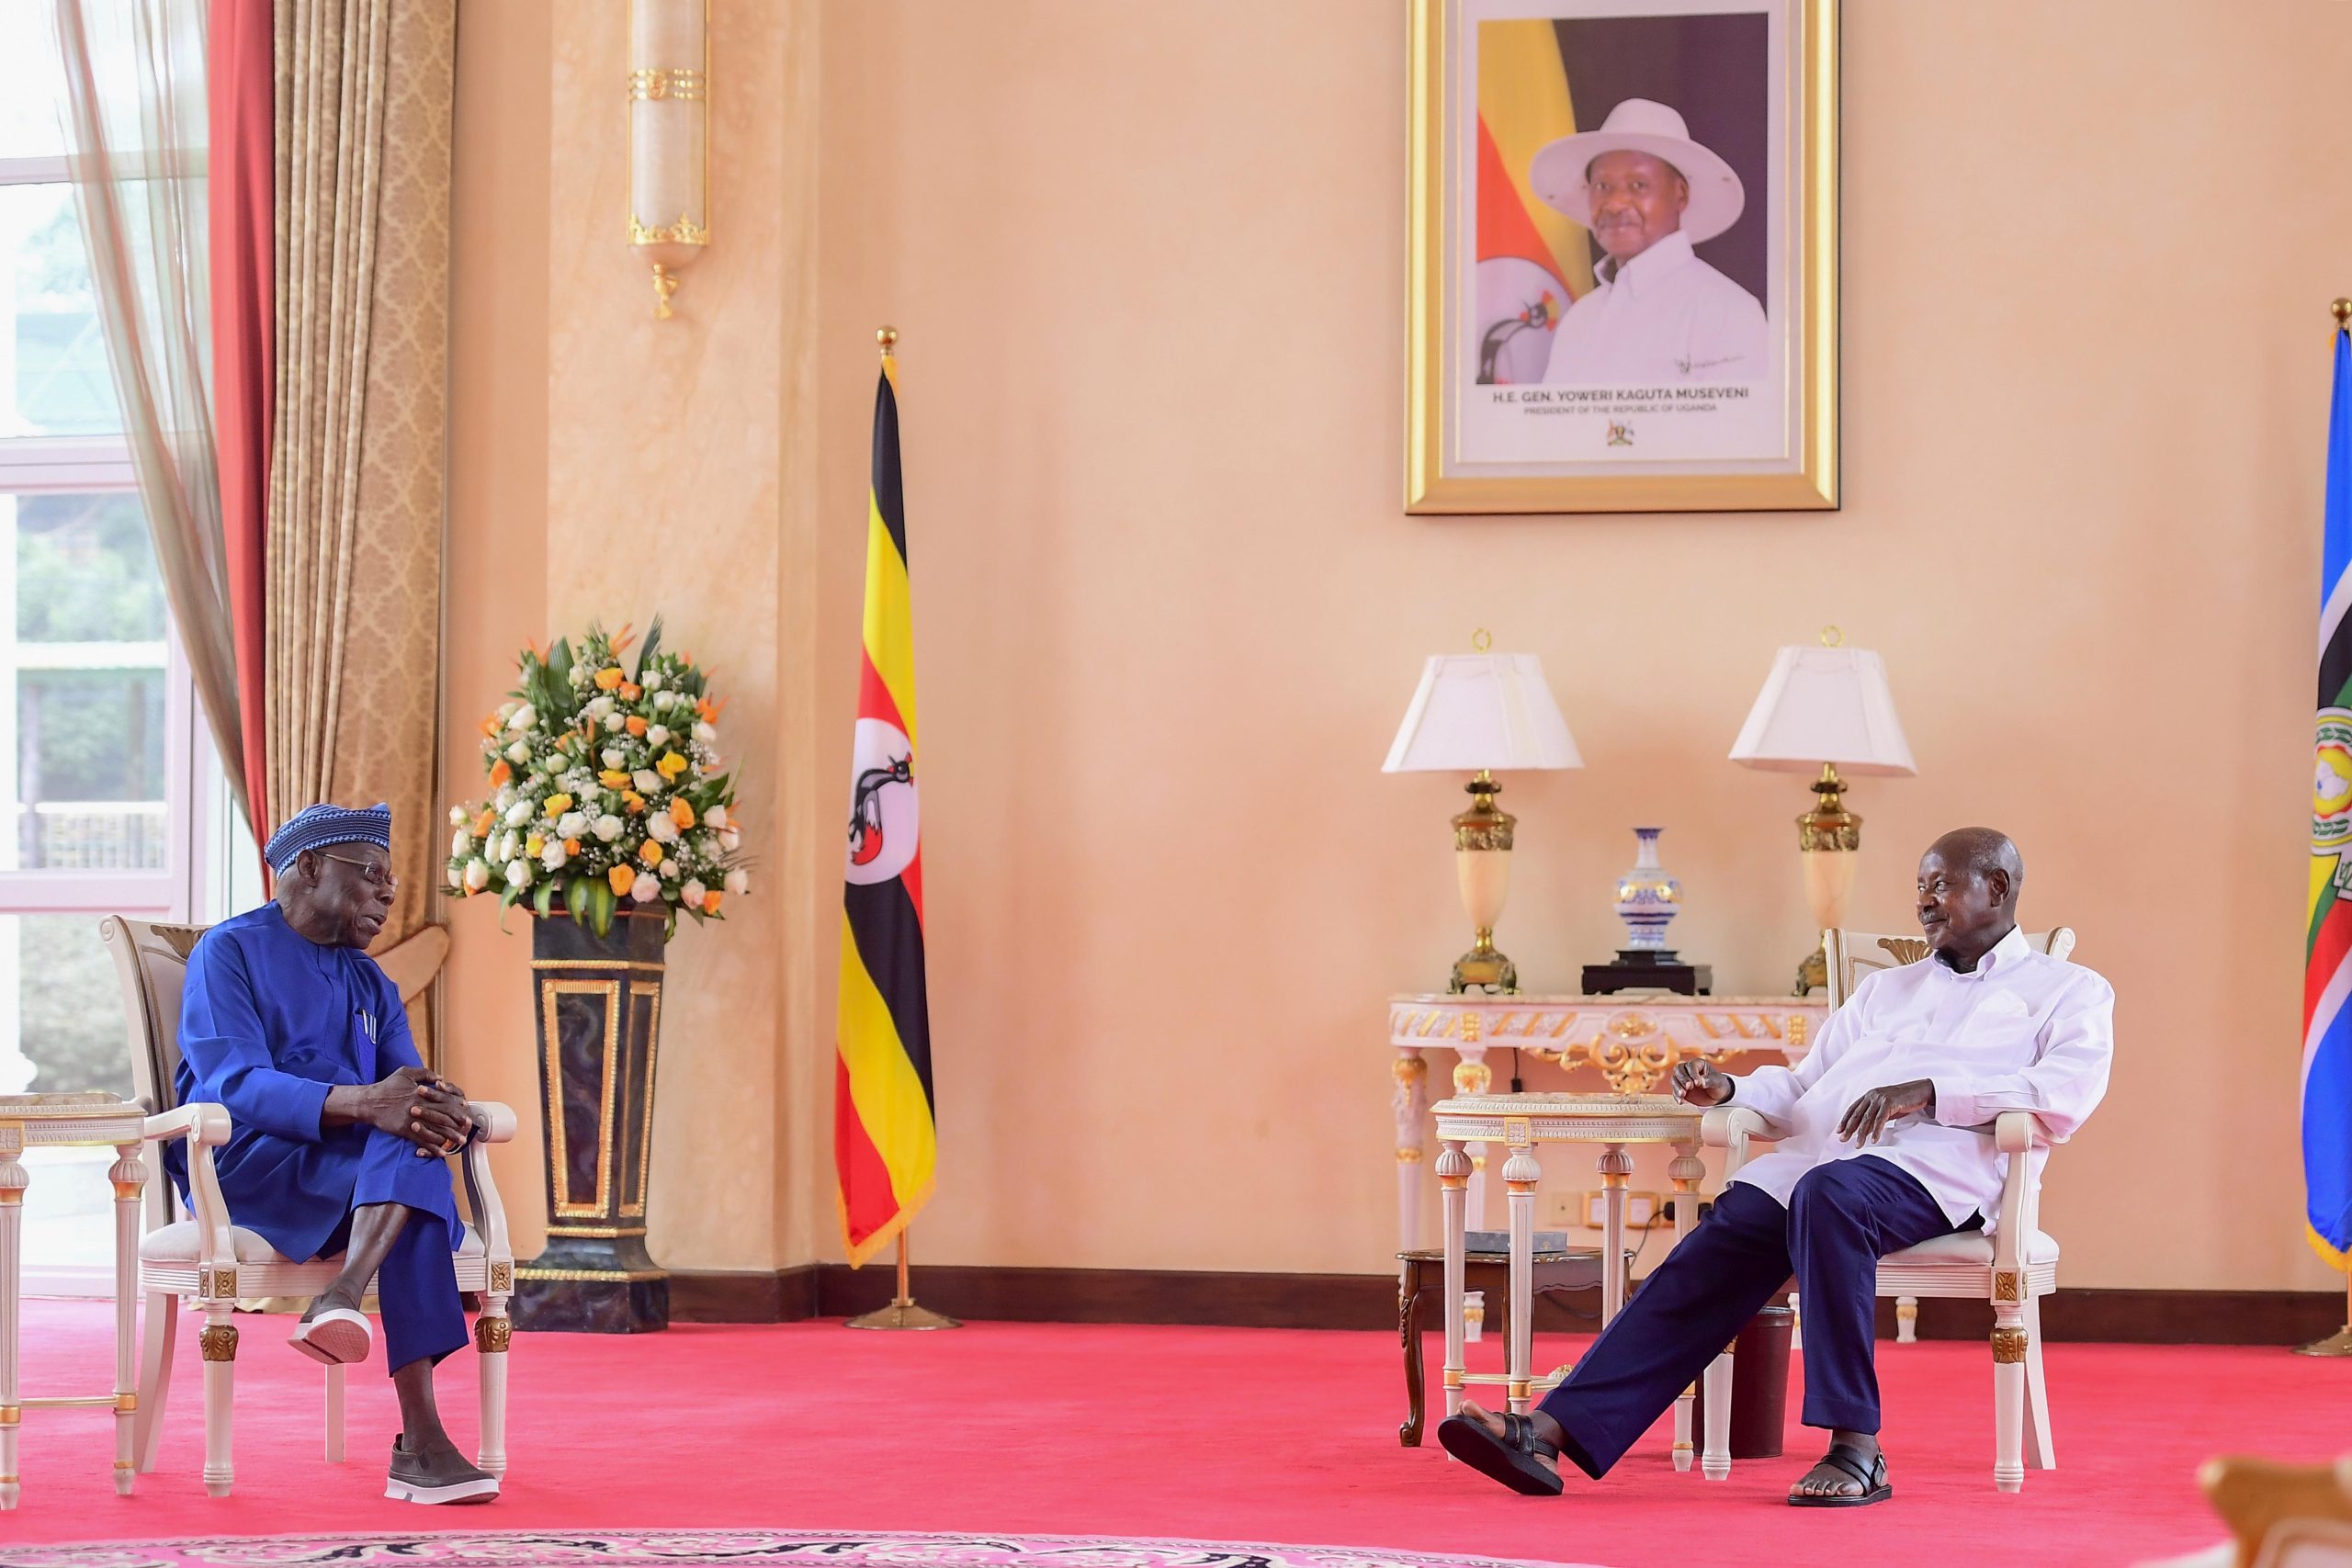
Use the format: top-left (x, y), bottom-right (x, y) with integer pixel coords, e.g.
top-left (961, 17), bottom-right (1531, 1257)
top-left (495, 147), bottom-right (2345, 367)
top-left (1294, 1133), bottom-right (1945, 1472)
top-left (702, 891), bottom-right (722, 915)
top-left (622, 789), bottom-right (647, 814)
top-left (488, 760), bottom-right (512, 787)
top-left (656, 751), bottom-right (689, 779)
top-left (618, 682), bottom-right (642, 702)
top-left (670, 797), bottom-right (695, 829)
top-left (563, 838), bottom-right (580, 856)
top-left (626, 716), bottom-right (648, 737)
top-left (608, 864), bottom-right (635, 896)
top-left (479, 715), bottom-right (500, 738)
top-left (638, 840), bottom-right (663, 866)
top-left (471, 808), bottom-right (495, 837)
top-left (594, 666), bottom-right (625, 691)
top-left (599, 770), bottom-right (631, 789)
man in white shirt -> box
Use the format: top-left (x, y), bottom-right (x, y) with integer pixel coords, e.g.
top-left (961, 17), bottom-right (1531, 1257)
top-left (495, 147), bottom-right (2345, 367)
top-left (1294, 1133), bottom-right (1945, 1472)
top-left (1440, 828), bottom-right (2114, 1508)
top-left (1527, 98), bottom-right (1769, 385)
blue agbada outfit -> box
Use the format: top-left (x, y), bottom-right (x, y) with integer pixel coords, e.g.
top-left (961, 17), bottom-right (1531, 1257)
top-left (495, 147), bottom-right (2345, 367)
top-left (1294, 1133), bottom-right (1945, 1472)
top-left (167, 903), bottom-right (468, 1374)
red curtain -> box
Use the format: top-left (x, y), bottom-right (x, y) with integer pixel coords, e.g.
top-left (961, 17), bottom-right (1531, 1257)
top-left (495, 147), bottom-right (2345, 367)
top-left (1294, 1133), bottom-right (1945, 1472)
top-left (207, 0), bottom-right (273, 849)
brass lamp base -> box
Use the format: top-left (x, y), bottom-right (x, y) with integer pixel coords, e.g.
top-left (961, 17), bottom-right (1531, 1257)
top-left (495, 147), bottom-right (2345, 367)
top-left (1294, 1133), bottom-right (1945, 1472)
top-left (1794, 945), bottom-right (1827, 998)
top-left (2293, 1325), bottom-right (2352, 1357)
top-left (1792, 762), bottom-right (1860, 997)
top-left (846, 1298), bottom-right (963, 1331)
top-left (1450, 937), bottom-right (1518, 996)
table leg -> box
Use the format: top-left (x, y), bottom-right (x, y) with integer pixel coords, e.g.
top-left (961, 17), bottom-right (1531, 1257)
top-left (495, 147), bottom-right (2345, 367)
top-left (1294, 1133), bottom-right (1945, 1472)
top-left (110, 1143), bottom-right (144, 1495)
top-left (1503, 1140), bottom-right (1542, 1416)
top-left (1398, 1270), bottom-right (1427, 1446)
top-left (1451, 1050), bottom-right (1493, 1230)
top-left (1598, 1145), bottom-right (1633, 1326)
top-left (1392, 1051), bottom-right (1428, 1253)
top-left (1668, 1140), bottom-right (1702, 1473)
top-left (1437, 1140), bottom-right (1470, 1425)
top-left (0, 1127), bottom-right (24, 1510)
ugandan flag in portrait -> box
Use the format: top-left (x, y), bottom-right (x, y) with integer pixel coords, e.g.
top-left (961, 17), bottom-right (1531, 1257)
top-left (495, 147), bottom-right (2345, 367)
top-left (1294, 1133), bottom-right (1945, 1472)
top-left (836, 342), bottom-right (937, 1266)
top-left (1474, 19), bottom-right (1596, 385)
top-left (2308, 313), bottom-right (2352, 1280)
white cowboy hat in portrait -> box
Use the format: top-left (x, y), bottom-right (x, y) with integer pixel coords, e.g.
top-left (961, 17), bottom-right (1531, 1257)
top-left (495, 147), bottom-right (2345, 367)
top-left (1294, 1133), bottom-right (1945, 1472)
top-left (1528, 97), bottom-right (1746, 243)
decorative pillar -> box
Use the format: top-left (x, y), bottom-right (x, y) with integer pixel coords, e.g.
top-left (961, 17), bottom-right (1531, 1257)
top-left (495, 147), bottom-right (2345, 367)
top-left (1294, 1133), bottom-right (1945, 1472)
top-left (514, 909), bottom-right (670, 1333)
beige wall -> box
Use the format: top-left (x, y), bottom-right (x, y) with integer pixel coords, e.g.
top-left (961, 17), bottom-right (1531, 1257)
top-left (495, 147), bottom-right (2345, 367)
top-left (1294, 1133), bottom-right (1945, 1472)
top-left (446, 1), bottom-right (2352, 1293)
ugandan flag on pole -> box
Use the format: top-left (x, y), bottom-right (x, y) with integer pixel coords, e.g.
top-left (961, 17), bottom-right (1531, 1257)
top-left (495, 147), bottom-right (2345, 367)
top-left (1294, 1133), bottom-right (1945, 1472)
top-left (1474, 19), bottom-right (1595, 385)
top-left (836, 329), bottom-right (937, 1268)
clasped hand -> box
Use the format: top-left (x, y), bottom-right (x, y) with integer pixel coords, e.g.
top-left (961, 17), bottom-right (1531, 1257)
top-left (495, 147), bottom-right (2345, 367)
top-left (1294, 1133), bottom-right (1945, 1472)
top-left (1835, 1078), bottom-right (1936, 1145)
top-left (365, 1065), bottom-right (475, 1158)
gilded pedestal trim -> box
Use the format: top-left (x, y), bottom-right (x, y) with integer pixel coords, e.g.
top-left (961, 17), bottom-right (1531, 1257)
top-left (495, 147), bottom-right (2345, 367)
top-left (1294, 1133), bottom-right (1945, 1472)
top-left (1990, 1327), bottom-right (2029, 1364)
top-left (198, 1325), bottom-right (239, 1362)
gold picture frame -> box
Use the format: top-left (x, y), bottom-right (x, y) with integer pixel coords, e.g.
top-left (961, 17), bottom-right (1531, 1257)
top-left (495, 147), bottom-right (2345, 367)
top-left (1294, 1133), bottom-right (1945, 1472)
top-left (1406, 0), bottom-right (1838, 514)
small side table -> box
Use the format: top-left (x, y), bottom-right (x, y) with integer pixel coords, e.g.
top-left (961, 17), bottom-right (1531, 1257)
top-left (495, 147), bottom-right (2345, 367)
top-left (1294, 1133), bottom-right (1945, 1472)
top-left (0, 1092), bottom-right (156, 1508)
top-left (1397, 1246), bottom-right (1628, 1446)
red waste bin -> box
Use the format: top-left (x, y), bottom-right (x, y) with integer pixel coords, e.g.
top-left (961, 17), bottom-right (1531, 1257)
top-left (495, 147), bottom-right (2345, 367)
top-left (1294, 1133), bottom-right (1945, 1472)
top-left (1688, 1305), bottom-right (1795, 1459)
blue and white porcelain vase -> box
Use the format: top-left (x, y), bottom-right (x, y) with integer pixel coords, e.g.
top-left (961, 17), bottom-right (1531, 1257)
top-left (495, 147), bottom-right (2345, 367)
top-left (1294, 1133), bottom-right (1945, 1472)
top-left (1613, 828), bottom-right (1681, 953)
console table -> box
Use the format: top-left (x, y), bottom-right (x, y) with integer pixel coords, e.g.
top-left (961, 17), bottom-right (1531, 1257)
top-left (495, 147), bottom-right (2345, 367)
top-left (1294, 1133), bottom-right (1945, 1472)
top-left (1388, 992), bottom-right (1826, 1251)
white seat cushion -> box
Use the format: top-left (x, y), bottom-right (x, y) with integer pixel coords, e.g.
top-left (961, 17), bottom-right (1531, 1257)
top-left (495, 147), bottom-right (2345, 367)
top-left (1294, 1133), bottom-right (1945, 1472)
top-left (1885, 1227), bottom-right (2059, 1266)
top-left (141, 1219), bottom-right (483, 1265)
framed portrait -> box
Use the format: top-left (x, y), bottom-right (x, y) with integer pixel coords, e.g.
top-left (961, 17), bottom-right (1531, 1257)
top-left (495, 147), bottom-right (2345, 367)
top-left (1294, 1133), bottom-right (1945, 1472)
top-left (1406, 0), bottom-right (1838, 513)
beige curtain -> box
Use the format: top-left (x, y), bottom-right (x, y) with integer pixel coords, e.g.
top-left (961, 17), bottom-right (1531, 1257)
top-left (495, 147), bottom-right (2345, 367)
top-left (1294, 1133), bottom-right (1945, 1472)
top-left (51, 0), bottom-right (256, 832)
top-left (266, 0), bottom-right (455, 1052)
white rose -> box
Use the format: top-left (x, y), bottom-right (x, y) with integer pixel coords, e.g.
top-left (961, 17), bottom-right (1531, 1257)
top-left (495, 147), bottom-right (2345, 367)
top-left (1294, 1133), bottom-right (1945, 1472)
top-left (605, 715), bottom-right (625, 733)
top-left (648, 814), bottom-right (679, 844)
top-left (593, 814), bottom-right (624, 842)
top-left (504, 800), bottom-right (534, 828)
top-left (557, 811), bottom-right (588, 840)
top-left (629, 875), bottom-right (662, 902)
top-left (645, 671), bottom-right (663, 692)
top-left (447, 863), bottom-right (465, 890)
top-left (505, 859), bottom-right (533, 888)
top-left (724, 868), bottom-right (750, 897)
top-left (693, 721), bottom-right (718, 746)
top-left (719, 827), bottom-right (741, 852)
top-left (632, 769), bottom-right (662, 794)
top-left (507, 703), bottom-right (537, 732)
top-left (647, 724), bottom-right (670, 748)
top-left (540, 840), bottom-right (567, 871)
top-left (682, 878), bottom-right (707, 908)
top-left (497, 699), bottom-right (518, 721)
top-left (602, 748), bottom-right (626, 770)
top-left (504, 739), bottom-right (531, 764)
top-left (653, 690), bottom-right (678, 710)
top-left (448, 805), bottom-right (467, 827)
top-left (660, 859), bottom-right (679, 880)
top-left (585, 695), bottom-right (614, 719)
top-left (494, 784), bottom-right (518, 809)
top-left (704, 803), bottom-right (728, 829)
top-left (450, 829), bottom-right (470, 858)
top-left (464, 858), bottom-right (491, 892)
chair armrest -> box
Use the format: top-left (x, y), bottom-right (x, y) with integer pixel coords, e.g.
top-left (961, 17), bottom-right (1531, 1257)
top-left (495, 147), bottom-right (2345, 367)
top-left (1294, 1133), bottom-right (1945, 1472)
top-left (1700, 1106), bottom-right (1766, 1179)
top-left (1993, 1111), bottom-right (2058, 1154)
top-left (144, 1102), bottom-right (235, 1272)
top-left (461, 1100), bottom-right (516, 1270)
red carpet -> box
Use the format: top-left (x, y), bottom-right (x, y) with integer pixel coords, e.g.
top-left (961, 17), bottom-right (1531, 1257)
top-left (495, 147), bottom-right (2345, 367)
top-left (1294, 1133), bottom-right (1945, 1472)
top-left (7, 1298), bottom-right (2341, 1566)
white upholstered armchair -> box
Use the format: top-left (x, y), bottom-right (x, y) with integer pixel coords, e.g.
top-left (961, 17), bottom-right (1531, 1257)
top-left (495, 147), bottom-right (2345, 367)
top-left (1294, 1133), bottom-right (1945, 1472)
top-left (1695, 924), bottom-right (2076, 1493)
top-left (102, 916), bottom-right (517, 1498)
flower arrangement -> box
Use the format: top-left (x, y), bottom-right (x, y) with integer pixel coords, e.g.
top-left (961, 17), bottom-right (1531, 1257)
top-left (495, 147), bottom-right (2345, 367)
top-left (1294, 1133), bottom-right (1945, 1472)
top-left (444, 618), bottom-right (746, 937)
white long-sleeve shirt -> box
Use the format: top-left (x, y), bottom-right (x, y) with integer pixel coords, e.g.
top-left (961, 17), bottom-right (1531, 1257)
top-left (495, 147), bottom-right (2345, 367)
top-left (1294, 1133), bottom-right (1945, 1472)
top-left (1725, 925), bottom-right (2115, 1229)
top-left (1540, 230), bottom-right (1768, 386)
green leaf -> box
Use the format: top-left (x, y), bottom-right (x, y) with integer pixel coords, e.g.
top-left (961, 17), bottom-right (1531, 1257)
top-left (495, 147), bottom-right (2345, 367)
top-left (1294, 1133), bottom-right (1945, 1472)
top-left (635, 615), bottom-right (663, 680)
top-left (569, 876), bottom-right (591, 928)
top-left (590, 880), bottom-right (616, 938)
top-left (534, 879), bottom-right (556, 920)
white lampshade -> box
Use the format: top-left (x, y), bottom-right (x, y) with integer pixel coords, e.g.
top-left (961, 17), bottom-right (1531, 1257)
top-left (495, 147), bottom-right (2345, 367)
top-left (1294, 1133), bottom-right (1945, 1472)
top-left (1383, 653), bottom-right (1583, 773)
top-left (1729, 645), bottom-right (1916, 776)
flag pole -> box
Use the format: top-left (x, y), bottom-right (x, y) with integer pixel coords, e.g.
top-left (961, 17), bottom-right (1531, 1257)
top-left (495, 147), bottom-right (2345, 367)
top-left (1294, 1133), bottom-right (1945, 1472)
top-left (844, 1230), bottom-right (962, 1331)
top-left (2299, 298), bottom-right (2352, 1358)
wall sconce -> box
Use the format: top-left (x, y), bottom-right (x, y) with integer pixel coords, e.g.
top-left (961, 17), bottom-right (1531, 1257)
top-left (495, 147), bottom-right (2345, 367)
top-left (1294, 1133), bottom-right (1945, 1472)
top-left (628, 0), bottom-right (708, 319)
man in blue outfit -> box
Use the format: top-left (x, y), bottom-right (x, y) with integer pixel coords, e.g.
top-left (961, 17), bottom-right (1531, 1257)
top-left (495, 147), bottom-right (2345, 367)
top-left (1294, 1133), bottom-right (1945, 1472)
top-left (173, 802), bottom-right (498, 1505)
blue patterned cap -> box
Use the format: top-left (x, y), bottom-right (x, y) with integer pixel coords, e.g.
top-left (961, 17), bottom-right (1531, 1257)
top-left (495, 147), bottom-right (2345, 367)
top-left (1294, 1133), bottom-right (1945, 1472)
top-left (264, 802), bottom-right (392, 872)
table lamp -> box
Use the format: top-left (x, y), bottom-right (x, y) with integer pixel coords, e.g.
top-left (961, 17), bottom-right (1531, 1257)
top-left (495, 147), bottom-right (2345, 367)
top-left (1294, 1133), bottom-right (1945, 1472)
top-left (1728, 627), bottom-right (1916, 994)
top-left (1384, 644), bottom-right (1582, 993)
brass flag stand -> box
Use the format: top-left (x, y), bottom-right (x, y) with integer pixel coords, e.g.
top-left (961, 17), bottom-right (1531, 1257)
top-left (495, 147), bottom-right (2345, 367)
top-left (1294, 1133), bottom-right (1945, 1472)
top-left (845, 1231), bottom-right (960, 1331)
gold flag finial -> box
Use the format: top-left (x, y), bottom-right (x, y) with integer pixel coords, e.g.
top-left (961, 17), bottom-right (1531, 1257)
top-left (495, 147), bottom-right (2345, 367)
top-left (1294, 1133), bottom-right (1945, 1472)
top-left (2334, 299), bottom-right (2352, 331)
top-left (877, 325), bottom-right (899, 355)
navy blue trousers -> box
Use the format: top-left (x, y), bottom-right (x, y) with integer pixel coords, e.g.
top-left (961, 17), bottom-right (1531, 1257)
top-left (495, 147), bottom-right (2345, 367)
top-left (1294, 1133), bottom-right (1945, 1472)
top-left (307, 1129), bottom-right (468, 1376)
top-left (1536, 1155), bottom-right (1975, 1479)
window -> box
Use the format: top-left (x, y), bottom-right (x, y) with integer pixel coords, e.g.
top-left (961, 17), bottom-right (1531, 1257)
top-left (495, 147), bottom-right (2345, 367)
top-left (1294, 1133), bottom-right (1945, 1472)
top-left (0, 20), bottom-right (237, 1293)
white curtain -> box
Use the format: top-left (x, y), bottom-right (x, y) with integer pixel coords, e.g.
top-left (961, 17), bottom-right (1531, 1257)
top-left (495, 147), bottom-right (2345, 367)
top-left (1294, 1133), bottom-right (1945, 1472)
top-left (51, 0), bottom-right (254, 830)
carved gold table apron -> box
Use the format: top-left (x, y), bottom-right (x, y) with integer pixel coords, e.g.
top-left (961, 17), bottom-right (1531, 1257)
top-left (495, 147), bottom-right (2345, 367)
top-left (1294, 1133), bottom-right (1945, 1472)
top-left (0, 1093), bottom-right (151, 1508)
top-left (1389, 993), bottom-right (1824, 1249)
top-left (1431, 1092), bottom-right (1711, 1470)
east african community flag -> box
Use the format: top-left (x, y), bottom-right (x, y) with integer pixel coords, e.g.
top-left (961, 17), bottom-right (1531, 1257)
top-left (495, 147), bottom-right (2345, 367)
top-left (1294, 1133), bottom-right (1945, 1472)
top-left (835, 345), bottom-right (937, 1267)
top-left (2308, 313), bottom-right (2352, 1274)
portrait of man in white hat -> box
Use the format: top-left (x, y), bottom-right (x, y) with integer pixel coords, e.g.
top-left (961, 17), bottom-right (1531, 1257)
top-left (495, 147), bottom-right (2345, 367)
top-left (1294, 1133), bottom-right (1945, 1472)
top-left (1530, 97), bottom-right (1768, 385)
